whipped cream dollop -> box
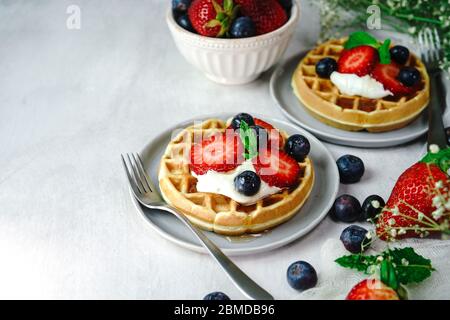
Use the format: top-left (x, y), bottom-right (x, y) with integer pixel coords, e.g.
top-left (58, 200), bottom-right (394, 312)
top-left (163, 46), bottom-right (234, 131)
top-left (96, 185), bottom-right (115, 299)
top-left (330, 72), bottom-right (392, 99)
top-left (192, 160), bottom-right (281, 206)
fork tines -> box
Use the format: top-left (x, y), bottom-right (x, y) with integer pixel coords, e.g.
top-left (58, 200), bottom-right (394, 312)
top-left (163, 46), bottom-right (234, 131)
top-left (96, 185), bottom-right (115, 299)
top-left (121, 153), bottom-right (153, 194)
top-left (418, 27), bottom-right (442, 66)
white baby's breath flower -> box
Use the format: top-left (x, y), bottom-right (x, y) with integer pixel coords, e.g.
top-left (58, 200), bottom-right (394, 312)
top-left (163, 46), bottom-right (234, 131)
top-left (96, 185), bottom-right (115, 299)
top-left (388, 218), bottom-right (396, 226)
top-left (401, 258), bottom-right (409, 266)
top-left (435, 180), bottom-right (444, 189)
top-left (432, 207), bottom-right (445, 220)
top-left (390, 229), bottom-right (397, 237)
top-left (391, 207), bottom-right (400, 216)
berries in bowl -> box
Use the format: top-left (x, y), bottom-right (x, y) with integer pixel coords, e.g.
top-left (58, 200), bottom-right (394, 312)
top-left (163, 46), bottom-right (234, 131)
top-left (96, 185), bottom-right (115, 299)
top-left (167, 0), bottom-right (300, 85)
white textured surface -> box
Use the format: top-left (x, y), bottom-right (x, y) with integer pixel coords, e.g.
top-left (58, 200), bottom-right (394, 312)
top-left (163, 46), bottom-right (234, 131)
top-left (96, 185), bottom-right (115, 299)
top-left (0, 0), bottom-right (448, 299)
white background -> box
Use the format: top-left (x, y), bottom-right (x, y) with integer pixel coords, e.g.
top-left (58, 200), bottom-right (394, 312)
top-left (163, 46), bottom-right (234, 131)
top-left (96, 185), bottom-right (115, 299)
top-left (0, 0), bottom-right (447, 299)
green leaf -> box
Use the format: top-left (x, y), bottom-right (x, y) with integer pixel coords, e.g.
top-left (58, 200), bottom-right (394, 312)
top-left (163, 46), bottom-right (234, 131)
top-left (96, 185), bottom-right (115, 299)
top-left (335, 254), bottom-right (378, 273)
top-left (385, 248), bottom-right (435, 285)
top-left (380, 260), bottom-right (399, 290)
top-left (205, 19), bottom-right (221, 28)
top-left (344, 31), bottom-right (379, 49)
top-left (420, 147), bottom-right (450, 174)
top-left (379, 39), bottom-right (391, 64)
top-left (211, 0), bottom-right (223, 14)
top-left (239, 121), bottom-right (258, 160)
top-left (223, 0), bottom-right (233, 12)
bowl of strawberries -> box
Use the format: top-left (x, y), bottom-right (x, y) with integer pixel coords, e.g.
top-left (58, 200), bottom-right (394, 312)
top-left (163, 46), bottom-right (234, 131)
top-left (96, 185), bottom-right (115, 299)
top-left (167, 0), bottom-right (299, 85)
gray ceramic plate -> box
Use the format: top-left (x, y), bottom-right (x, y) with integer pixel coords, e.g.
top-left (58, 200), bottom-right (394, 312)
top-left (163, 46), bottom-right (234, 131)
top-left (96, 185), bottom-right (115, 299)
top-left (270, 53), bottom-right (429, 148)
top-left (131, 113), bottom-right (339, 256)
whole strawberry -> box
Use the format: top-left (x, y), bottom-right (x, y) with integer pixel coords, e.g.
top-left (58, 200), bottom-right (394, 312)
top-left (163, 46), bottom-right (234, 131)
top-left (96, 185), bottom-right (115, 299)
top-left (235, 0), bottom-right (287, 35)
top-left (376, 148), bottom-right (450, 241)
top-left (188, 0), bottom-right (239, 37)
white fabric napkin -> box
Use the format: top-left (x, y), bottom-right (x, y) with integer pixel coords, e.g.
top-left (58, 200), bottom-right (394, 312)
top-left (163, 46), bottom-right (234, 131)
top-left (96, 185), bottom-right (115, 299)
top-left (294, 238), bottom-right (450, 300)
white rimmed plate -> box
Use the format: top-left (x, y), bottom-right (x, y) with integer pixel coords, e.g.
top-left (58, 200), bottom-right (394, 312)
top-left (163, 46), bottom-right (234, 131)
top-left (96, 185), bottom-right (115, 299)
top-left (132, 113), bottom-right (339, 256)
top-left (270, 53), bottom-right (430, 148)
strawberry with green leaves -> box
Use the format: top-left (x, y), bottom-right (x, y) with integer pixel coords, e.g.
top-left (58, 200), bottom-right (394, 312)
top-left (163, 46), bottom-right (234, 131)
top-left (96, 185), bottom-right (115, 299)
top-left (376, 147), bottom-right (450, 241)
top-left (188, 0), bottom-right (239, 37)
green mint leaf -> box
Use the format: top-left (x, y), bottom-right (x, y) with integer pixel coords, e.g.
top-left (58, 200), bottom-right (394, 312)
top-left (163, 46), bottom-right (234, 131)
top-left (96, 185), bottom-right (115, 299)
top-left (384, 248), bottom-right (434, 285)
top-left (380, 260), bottom-right (399, 290)
top-left (335, 254), bottom-right (378, 273)
top-left (344, 31), bottom-right (379, 50)
top-left (420, 147), bottom-right (450, 174)
top-left (238, 121), bottom-right (258, 160)
top-left (379, 39), bottom-right (392, 64)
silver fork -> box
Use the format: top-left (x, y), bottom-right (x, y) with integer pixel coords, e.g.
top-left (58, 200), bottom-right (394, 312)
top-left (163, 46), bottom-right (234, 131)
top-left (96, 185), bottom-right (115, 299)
top-left (418, 27), bottom-right (447, 150)
top-left (121, 153), bottom-right (274, 300)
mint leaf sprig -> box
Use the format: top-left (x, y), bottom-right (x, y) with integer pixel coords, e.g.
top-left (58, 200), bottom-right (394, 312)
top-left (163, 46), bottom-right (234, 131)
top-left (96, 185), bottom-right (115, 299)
top-left (335, 246), bottom-right (435, 298)
top-left (344, 31), bottom-right (392, 64)
top-left (238, 120), bottom-right (258, 160)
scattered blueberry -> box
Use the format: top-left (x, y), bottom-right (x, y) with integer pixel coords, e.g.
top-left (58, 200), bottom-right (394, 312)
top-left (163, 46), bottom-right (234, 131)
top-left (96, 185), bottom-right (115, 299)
top-left (234, 171), bottom-right (261, 196)
top-left (287, 261), bottom-right (318, 291)
top-left (398, 67), bottom-right (421, 87)
top-left (172, 0), bottom-right (192, 13)
top-left (278, 0), bottom-right (293, 12)
top-left (230, 17), bottom-right (256, 38)
top-left (330, 194), bottom-right (362, 222)
top-left (251, 125), bottom-right (269, 150)
top-left (390, 45), bottom-right (410, 65)
top-left (336, 155), bottom-right (365, 184)
top-left (203, 292), bottom-right (230, 300)
top-left (340, 225), bottom-right (371, 253)
top-left (315, 57), bottom-right (338, 78)
top-left (361, 195), bottom-right (385, 221)
top-left (231, 113), bottom-right (255, 130)
top-left (285, 134), bottom-right (310, 162)
top-left (176, 14), bottom-right (195, 33)
top-left (445, 127), bottom-right (450, 146)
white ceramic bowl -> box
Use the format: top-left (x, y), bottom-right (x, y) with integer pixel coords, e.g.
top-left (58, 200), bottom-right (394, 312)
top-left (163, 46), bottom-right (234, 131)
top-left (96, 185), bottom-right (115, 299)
top-left (166, 2), bottom-right (300, 85)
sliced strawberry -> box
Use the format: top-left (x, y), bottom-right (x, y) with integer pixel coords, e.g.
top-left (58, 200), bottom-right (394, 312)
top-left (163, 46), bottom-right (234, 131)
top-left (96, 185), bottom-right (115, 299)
top-left (254, 118), bottom-right (284, 149)
top-left (346, 279), bottom-right (399, 300)
top-left (190, 132), bottom-right (243, 175)
top-left (371, 62), bottom-right (416, 96)
top-left (337, 45), bottom-right (378, 76)
top-left (253, 149), bottom-right (300, 188)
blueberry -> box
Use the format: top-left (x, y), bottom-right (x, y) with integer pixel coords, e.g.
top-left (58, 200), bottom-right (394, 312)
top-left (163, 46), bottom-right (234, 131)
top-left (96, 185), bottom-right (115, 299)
top-left (285, 134), bottom-right (310, 162)
top-left (203, 292), bottom-right (230, 300)
top-left (234, 171), bottom-right (261, 196)
top-left (340, 225), bottom-right (371, 253)
top-left (287, 261), bottom-right (318, 291)
top-left (230, 17), bottom-right (256, 38)
top-left (390, 45), bottom-right (410, 65)
top-left (398, 67), bottom-right (421, 87)
top-left (361, 195), bottom-right (385, 221)
top-left (336, 155), bottom-right (365, 184)
top-left (278, 0), bottom-right (293, 12)
top-left (172, 0), bottom-right (191, 13)
top-left (251, 125), bottom-right (269, 150)
top-left (330, 194), bottom-right (362, 222)
top-left (176, 14), bottom-right (195, 33)
top-left (315, 57), bottom-right (338, 78)
top-left (230, 113), bottom-right (255, 129)
top-left (445, 127), bottom-right (450, 146)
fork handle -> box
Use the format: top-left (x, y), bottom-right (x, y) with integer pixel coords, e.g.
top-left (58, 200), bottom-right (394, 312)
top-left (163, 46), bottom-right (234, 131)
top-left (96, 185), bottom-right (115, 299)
top-left (159, 205), bottom-right (274, 300)
top-left (427, 72), bottom-right (447, 150)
